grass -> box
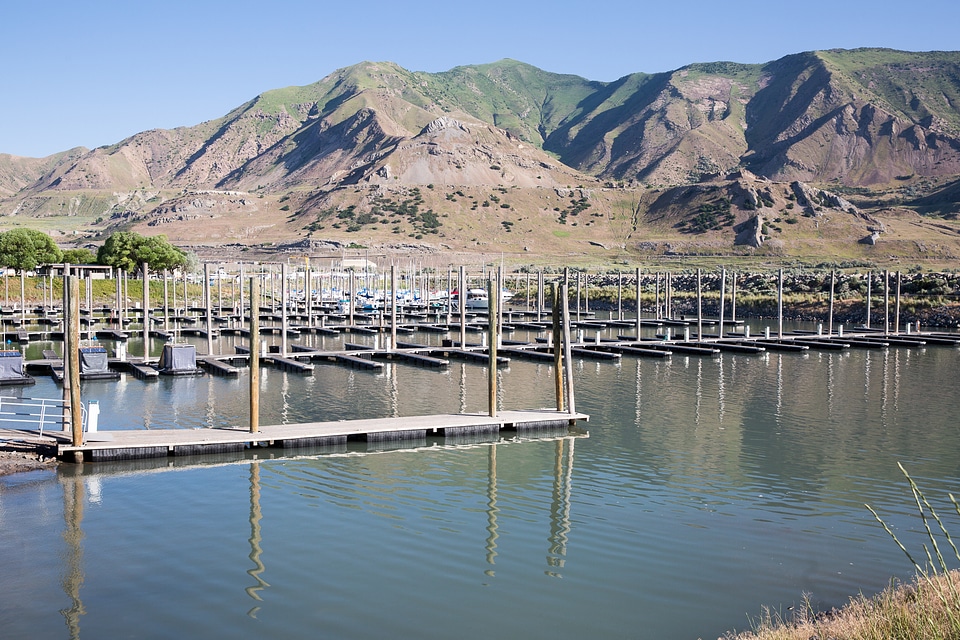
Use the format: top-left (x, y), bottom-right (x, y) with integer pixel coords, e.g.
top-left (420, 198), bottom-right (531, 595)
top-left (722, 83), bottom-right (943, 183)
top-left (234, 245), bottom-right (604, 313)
top-left (723, 464), bottom-right (960, 640)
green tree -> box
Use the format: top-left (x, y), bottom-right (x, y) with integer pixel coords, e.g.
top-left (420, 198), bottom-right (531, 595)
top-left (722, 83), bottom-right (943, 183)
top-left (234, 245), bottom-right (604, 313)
top-left (61, 248), bottom-right (97, 264)
top-left (0, 228), bottom-right (63, 272)
top-left (96, 232), bottom-right (187, 273)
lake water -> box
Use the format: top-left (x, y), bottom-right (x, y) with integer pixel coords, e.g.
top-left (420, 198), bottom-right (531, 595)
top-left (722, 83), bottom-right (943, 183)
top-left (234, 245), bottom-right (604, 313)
top-left (2, 320), bottom-right (960, 639)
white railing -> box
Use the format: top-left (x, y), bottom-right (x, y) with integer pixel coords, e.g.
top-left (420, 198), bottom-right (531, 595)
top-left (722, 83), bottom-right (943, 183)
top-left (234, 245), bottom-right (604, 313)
top-left (0, 396), bottom-right (85, 437)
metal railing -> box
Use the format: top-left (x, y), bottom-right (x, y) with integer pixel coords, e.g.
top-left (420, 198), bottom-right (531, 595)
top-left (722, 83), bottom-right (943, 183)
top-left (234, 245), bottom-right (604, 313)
top-left (0, 396), bottom-right (84, 437)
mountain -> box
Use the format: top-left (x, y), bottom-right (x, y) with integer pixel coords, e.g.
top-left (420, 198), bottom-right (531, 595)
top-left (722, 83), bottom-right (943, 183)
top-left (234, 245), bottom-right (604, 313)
top-left (2, 50), bottom-right (960, 264)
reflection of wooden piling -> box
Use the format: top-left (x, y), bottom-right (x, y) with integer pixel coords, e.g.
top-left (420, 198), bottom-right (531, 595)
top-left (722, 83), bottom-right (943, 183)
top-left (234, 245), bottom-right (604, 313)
top-left (249, 276), bottom-right (260, 434)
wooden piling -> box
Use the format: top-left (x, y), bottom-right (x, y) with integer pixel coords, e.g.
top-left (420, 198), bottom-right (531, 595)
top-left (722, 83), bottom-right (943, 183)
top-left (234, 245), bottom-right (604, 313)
top-left (718, 267), bottom-right (726, 338)
top-left (777, 268), bottom-right (784, 339)
top-left (561, 275), bottom-right (576, 415)
top-left (250, 276), bottom-right (260, 434)
top-left (143, 262), bottom-right (151, 362)
top-left (552, 282), bottom-right (564, 412)
top-left (459, 266), bottom-right (467, 349)
top-left (635, 267), bottom-right (642, 334)
top-left (390, 264), bottom-right (398, 351)
top-left (696, 268), bottom-right (703, 341)
top-left (68, 276), bottom-right (82, 448)
top-left (884, 269), bottom-right (890, 336)
top-left (828, 271), bottom-right (835, 335)
top-left (866, 271), bottom-right (872, 328)
top-left (488, 275), bottom-right (498, 418)
top-left (281, 263), bottom-right (289, 357)
top-left (895, 271), bottom-right (901, 334)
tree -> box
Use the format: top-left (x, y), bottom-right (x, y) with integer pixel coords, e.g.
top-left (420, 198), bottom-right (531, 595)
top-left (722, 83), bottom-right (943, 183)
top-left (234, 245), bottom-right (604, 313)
top-left (61, 248), bottom-right (97, 264)
top-left (0, 228), bottom-right (63, 273)
top-left (96, 232), bottom-right (187, 273)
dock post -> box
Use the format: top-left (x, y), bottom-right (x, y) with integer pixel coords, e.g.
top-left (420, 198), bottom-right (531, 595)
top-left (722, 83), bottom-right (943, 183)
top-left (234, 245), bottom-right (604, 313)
top-left (895, 271), bottom-right (901, 334)
top-left (249, 276), bottom-right (260, 434)
top-left (884, 270), bottom-right (890, 336)
top-left (617, 271), bottom-right (623, 321)
top-left (61, 264), bottom-right (72, 438)
top-left (537, 271), bottom-right (544, 322)
top-left (866, 271), bottom-right (872, 328)
top-left (584, 268), bottom-right (589, 314)
top-left (731, 271), bottom-right (738, 323)
top-left (828, 271), bottom-right (835, 336)
top-left (718, 267), bottom-right (726, 339)
top-left (143, 262), bottom-right (151, 362)
top-left (459, 266), bottom-right (466, 349)
top-left (306, 259), bottom-right (313, 329)
top-left (575, 271), bottom-right (581, 323)
top-left (487, 275), bottom-right (498, 418)
top-left (777, 268), bottom-right (784, 339)
top-left (239, 262), bottom-right (245, 325)
top-left (553, 282), bottom-right (564, 412)
top-left (561, 274), bottom-right (576, 415)
top-left (205, 263), bottom-right (214, 356)
top-left (163, 270), bottom-right (170, 332)
top-left (447, 267), bottom-right (453, 324)
top-left (635, 267), bottom-right (642, 335)
top-left (655, 272), bottom-right (661, 320)
top-left (390, 265), bottom-right (397, 351)
top-left (696, 268), bottom-right (703, 341)
top-left (281, 263), bottom-right (289, 357)
top-left (68, 275), bottom-right (82, 449)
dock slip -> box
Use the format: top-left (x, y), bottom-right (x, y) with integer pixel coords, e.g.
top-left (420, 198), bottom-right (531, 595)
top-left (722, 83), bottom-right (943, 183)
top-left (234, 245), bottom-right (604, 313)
top-left (54, 409), bottom-right (588, 462)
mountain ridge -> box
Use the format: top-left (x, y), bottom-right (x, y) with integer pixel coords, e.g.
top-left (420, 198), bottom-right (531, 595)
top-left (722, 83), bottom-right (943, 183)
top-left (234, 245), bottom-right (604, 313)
top-left (2, 49), bottom-right (960, 265)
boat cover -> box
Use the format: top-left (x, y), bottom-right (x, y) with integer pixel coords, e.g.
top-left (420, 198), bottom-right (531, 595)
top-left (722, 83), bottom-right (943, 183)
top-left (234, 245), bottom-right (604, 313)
top-left (80, 347), bottom-right (109, 373)
top-left (0, 350), bottom-right (23, 379)
top-left (158, 344), bottom-right (197, 372)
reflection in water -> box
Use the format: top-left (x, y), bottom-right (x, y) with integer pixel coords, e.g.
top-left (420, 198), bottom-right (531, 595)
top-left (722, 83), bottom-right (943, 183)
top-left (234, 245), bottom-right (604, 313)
top-left (484, 445), bottom-right (498, 576)
top-left (547, 438), bottom-right (575, 578)
top-left (246, 461), bottom-right (269, 616)
top-left (60, 471), bottom-right (85, 639)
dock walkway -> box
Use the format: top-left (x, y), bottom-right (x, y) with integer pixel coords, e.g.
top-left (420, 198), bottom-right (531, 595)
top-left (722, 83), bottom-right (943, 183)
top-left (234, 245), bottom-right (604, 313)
top-left (54, 409), bottom-right (587, 462)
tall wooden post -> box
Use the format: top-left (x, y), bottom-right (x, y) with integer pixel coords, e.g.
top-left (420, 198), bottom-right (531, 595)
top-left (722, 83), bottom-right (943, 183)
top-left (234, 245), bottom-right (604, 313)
top-left (696, 268), bottom-right (703, 341)
top-left (731, 271), bottom-right (738, 323)
top-left (777, 268), bottom-right (784, 339)
top-left (249, 276), bottom-right (260, 434)
top-left (718, 267), bottom-right (726, 339)
top-left (561, 276), bottom-right (576, 415)
top-left (895, 271), bottom-right (901, 334)
top-left (142, 262), bottom-right (150, 362)
top-left (884, 269), bottom-right (890, 336)
top-left (866, 271), bottom-right (872, 328)
top-left (62, 265), bottom-right (72, 436)
top-left (828, 271), bottom-right (836, 336)
top-left (281, 263), bottom-right (289, 357)
top-left (617, 271), bottom-right (623, 321)
top-left (552, 282), bottom-right (564, 412)
top-left (204, 263), bottom-right (214, 356)
top-left (635, 267), bottom-right (642, 335)
top-left (459, 266), bottom-right (467, 349)
top-left (487, 275), bottom-right (498, 418)
top-left (68, 275), bottom-right (82, 448)
top-left (390, 264), bottom-right (397, 351)
top-left (163, 270), bottom-right (170, 331)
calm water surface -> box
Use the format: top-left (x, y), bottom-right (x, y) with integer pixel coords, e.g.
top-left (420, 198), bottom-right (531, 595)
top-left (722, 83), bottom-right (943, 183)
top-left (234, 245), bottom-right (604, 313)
top-left (2, 322), bottom-right (960, 639)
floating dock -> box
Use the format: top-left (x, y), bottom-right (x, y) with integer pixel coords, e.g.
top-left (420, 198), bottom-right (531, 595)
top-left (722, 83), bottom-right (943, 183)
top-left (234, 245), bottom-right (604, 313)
top-left (53, 409), bottom-right (588, 462)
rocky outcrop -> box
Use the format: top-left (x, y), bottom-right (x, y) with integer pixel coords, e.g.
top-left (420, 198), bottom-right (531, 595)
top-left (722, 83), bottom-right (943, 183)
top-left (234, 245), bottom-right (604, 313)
top-left (734, 214), bottom-right (764, 247)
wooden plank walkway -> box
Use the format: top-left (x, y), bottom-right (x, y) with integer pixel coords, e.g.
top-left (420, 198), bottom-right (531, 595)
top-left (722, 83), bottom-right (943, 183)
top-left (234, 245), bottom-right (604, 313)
top-left (54, 409), bottom-right (588, 462)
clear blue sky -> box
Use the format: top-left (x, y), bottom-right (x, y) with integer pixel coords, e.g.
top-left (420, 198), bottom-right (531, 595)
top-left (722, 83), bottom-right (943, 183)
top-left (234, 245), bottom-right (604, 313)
top-left (2, 0), bottom-right (958, 158)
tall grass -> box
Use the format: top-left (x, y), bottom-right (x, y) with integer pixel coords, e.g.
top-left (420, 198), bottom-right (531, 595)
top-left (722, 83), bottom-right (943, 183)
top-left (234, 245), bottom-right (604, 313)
top-left (723, 463), bottom-right (960, 639)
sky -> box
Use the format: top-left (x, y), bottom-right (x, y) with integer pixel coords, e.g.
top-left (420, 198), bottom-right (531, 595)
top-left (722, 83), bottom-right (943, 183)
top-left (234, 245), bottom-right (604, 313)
top-left (2, 0), bottom-right (958, 158)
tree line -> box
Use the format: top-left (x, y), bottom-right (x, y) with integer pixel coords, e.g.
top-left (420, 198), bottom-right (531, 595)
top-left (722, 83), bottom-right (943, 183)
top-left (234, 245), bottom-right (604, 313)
top-left (0, 229), bottom-right (188, 274)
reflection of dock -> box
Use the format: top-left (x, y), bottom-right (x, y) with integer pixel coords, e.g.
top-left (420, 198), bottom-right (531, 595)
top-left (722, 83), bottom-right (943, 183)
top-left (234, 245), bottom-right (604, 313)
top-left (53, 409), bottom-right (587, 462)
